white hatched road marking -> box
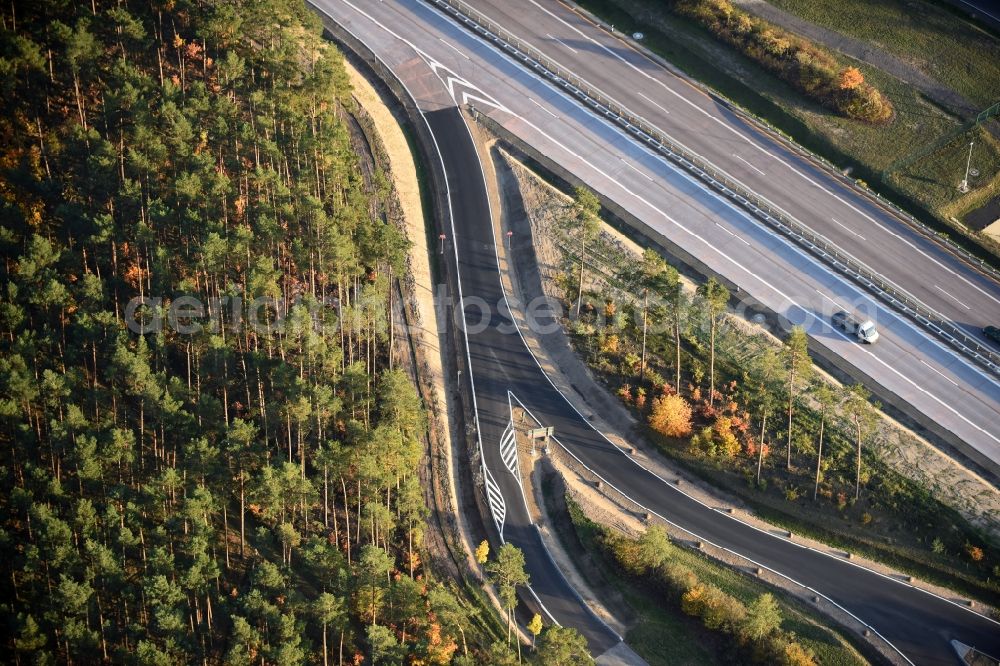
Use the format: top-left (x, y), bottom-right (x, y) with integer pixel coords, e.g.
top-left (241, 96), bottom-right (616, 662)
top-left (326, 1), bottom-right (1000, 652)
top-left (500, 421), bottom-right (519, 474)
top-left (484, 465), bottom-right (507, 536)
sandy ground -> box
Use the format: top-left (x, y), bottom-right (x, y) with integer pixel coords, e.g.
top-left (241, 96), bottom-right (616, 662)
top-left (343, 62), bottom-right (535, 644)
top-left (476, 132), bottom-right (998, 661)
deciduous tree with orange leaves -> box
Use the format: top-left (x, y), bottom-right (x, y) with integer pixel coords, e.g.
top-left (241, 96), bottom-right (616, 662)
top-left (649, 393), bottom-right (693, 438)
top-left (838, 66), bottom-right (865, 90)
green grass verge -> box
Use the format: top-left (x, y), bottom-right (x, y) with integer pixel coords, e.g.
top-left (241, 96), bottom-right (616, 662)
top-left (542, 475), bottom-right (722, 665)
top-left (765, 0), bottom-right (1000, 108)
top-left (641, 428), bottom-right (1000, 608)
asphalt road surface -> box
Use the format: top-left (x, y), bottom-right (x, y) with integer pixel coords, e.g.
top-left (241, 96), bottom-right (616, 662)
top-left (311, 0), bottom-right (1000, 663)
top-left (320, 0), bottom-right (1000, 481)
top-left (461, 0), bottom-right (1000, 345)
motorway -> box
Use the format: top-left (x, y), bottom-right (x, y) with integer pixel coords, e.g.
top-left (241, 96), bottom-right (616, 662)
top-left (456, 0), bottom-right (1000, 347)
top-left (311, 0), bottom-right (1000, 663)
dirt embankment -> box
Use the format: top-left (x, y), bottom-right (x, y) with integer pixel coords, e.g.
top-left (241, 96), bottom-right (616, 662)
top-left (482, 134), bottom-right (997, 643)
top-left (497, 143), bottom-right (1000, 541)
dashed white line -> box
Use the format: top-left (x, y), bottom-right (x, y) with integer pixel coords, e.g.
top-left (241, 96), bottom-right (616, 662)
top-left (832, 218), bottom-right (866, 241)
top-left (733, 153), bottom-right (766, 176)
top-left (637, 91), bottom-right (670, 115)
top-left (500, 107), bottom-right (1000, 440)
top-left (437, 37), bottom-right (469, 60)
top-left (528, 97), bottom-right (558, 119)
top-left (546, 32), bottom-right (578, 54)
top-left (314, 5), bottom-right (1000, 654)
top-left (715, 221), bottom-right (751, 245)
top-left (934, 284), bottom-right (971, 310)
top-left (816, 289), bottom-right (848, 313)
top-left (620, 158), bottom-right (653, 181)
top-left (920, 359), bottom-right (959, 387)
top-left (522, 0), bottom-right (1000, 310)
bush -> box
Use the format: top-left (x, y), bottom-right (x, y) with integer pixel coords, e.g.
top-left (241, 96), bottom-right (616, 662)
top-left (649, 393), bottom-right (693, 438)
top-left (637, 525), bottom-right (675, 571)
top-left (966, 543), bottom-right (985, 562)
top-left (674, 0), bottom-right (892, 122)
top-left (662, 561), bottom-right (699, 593)
top-left (599, 526), bottom-right (825, 665)
top-left (752, 634), bottom-right (817, 666)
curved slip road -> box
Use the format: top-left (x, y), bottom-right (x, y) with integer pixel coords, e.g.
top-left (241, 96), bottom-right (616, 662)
top-left (312, 0), bottom-right (1000, 663)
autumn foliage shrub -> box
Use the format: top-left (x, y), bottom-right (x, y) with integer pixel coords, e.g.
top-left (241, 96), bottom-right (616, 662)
top-left (673, 0), bottom-right (892, 123)
top-left (649, 393), bottom-right (694, 437)
top-left (598, 527), bottom-right (816, 665)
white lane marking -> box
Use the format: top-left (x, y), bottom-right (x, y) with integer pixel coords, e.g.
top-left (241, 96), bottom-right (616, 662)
top-left (934, 284), bottom-right (971, 310)
top-left (637, 91), bottom-right (670, 115)
top-left (438, 36), bottom-right (469, 60)
top-left (816, 290), bottom-right (846, 315)
top-left (544, 62), bottom-right (1000, 391)
top-left (620, 158), bottom-right (653, 181)
top-left (338, 0), bottom-right (1000, 447)
top-left (832, 218), bottom-right (866, 241)
top-left (546, 32), bottom-right (578, 54)
top-left (528, 96), bottom-right (559, 119)
top-left (502, 107), bottom-right (1000, 443)
top-left (523, 0), bottom-right (1000, 309)
top-left (956, 0), bottom-right (1000, 23)
top-left (447, 13), bottom-right (1000, 394)
top-left (333, 0), bottom-right (1000, 644)
top-left (456, 94), bottom-right (618, 637)
top-left (920, 359), bottom-right (960, 387)
top-left (733, 153), bottom-right (765, 176)
top-left (716, 222), bottom-right (751, 246)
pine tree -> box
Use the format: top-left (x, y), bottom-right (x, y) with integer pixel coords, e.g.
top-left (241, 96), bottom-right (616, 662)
top-left (571, 187), bottom-right (601, 318)
top-left (696, 277), bottom-right (729, 406)
top-left (781, 327), bottom-right (813, 470)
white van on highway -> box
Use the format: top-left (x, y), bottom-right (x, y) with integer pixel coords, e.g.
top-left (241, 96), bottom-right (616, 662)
top-left (832, 311), bottom-right (879, 344)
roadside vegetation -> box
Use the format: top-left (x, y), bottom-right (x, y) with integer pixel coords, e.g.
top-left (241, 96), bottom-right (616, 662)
top-left (765, 0), bottom-right (1000, 108)
top-left (548, 186), bottom-right (1000, 604)
top-left (674, 0), bottom-right (892, 123)
top-left (558, 494), bottom-right (872, 666)
top-left (574, 0), bottom-right (1000, 259)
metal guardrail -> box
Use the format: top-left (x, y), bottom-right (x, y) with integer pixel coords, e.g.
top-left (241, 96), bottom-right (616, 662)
top-left (573, 3), bottom-right (1000, 286)
top-left (429, 0), bottom-right (1000, 377)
